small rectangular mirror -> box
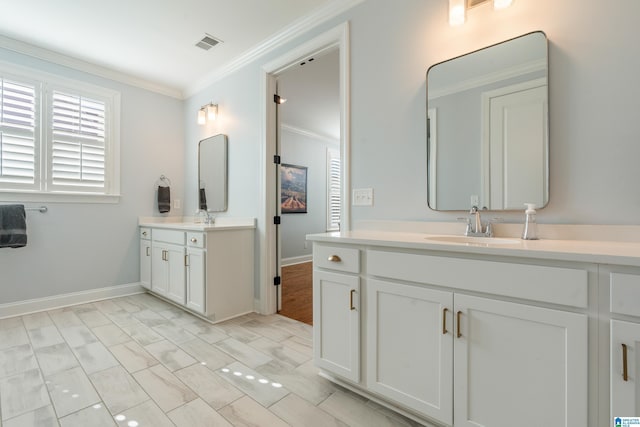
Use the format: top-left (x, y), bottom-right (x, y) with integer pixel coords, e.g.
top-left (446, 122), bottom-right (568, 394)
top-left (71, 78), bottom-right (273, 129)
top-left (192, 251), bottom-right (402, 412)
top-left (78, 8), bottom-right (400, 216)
top-left (427, 31), bottom-right (549, 211)
top-left (198, 134), bottom-right (228, 212)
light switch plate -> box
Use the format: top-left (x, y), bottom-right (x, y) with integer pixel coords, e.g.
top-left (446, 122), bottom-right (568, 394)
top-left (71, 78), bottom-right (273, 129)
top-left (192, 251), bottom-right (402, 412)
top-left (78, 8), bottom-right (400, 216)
top-left (353, 188), bottom-right (373, 206)
top-left (173, 199), bottom-right (181, 209)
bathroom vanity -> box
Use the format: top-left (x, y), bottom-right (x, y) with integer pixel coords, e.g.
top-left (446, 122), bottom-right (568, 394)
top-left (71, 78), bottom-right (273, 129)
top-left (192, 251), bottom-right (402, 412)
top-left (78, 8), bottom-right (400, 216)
top-left (139, 218), bottom-right (254, 322)
top-left (308, 227), bottom-right (640, 427)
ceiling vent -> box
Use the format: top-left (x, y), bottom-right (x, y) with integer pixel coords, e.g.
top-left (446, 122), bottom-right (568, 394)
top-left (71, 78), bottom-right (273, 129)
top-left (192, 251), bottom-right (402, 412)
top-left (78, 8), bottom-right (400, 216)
top-left (195, 34), bottom-right (222, 51)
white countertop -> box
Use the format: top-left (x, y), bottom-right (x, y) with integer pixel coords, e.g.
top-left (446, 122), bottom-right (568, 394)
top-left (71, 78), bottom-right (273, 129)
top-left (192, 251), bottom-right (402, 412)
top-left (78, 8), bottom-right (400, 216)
top-left (139, 217), bottom-right (255, 231)
top-left (307, 230), bottom-right (640, 267)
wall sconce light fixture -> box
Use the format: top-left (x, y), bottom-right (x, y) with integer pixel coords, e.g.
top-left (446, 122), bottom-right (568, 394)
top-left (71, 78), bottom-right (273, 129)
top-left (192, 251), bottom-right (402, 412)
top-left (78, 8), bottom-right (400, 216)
top-left (197, 103), bottom-right (218, 125)
top-left (449, 0), bottom-right (513, 26)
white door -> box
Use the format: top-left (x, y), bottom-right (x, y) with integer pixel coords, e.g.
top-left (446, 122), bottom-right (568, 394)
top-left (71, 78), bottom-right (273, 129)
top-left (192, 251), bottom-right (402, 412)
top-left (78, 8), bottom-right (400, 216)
top-left (454, 294), bottom-right (587, 427)
top-left (186, 247), bottom-right (206, 314)
top-left (483, 79), bottom-right (548, 209)
top-left (165, 243), bottom-right (186, 304)
top-left (611, 320), bottom-right (640, 418)
top-left (151, 243), bottom-right (169, 296)
top-left (313, 270), bottom-right (360, 382)
top-left (140, 239), bottom-right (151, 289)
top-left (367, 279), bottom-right (453, 424)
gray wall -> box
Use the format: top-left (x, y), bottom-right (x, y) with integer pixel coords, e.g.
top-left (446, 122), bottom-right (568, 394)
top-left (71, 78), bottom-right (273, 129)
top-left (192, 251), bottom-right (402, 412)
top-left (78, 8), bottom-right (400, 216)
top-left (280, 128), bottom-right (339, 261)
top-left (0, 49), bottom-right (184, 304)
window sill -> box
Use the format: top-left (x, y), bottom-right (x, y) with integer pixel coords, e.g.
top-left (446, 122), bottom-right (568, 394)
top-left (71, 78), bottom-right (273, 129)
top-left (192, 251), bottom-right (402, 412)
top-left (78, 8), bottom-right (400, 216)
top-left (0, 191), bottom-right (120, 204)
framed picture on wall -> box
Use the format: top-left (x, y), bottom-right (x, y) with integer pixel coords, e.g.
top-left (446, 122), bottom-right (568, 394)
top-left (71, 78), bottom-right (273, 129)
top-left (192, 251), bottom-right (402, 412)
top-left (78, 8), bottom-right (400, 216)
top-left (281, 164), bottom-right (308, 214)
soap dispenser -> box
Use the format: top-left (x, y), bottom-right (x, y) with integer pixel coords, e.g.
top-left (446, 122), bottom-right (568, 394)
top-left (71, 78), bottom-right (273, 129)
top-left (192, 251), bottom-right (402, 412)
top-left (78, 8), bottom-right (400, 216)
top-left (521, 203), bottom-right (538, 240)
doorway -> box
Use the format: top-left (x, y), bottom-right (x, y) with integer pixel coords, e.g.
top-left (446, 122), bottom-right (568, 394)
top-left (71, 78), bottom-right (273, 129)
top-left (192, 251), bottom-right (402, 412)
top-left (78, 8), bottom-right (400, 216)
top-left (259, 23), bottom-right (350, 317)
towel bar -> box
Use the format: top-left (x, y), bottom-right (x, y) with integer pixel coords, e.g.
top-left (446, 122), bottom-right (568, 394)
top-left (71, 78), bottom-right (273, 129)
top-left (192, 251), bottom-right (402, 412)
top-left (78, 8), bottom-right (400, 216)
top-left (25, 206), bottom-right (48, 213)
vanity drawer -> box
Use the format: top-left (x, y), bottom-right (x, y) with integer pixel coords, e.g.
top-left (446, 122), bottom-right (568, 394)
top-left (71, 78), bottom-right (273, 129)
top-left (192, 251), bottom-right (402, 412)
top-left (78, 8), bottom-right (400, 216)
top-left (139, 227), bottom-right (151, 240)
top-left (367, 250), bottom-right (588, 308)
top-left (610, 273), bottom-right (640, 317)
top-left (152, 229), bottom-right (185, 245)
top-left (187, 232), bottom-right (205, 248)
top-left (314, 244), bottom-right (360, 274)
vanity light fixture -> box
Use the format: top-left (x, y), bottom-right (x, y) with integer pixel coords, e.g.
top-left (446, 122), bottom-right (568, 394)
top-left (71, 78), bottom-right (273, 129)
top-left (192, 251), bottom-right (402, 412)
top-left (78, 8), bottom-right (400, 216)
top-left (449, 0), bottom-right (513, 26)
top-left (197, 103), bottom-right (218, 125)
top-left (449, 0), bottom-right (466, 26)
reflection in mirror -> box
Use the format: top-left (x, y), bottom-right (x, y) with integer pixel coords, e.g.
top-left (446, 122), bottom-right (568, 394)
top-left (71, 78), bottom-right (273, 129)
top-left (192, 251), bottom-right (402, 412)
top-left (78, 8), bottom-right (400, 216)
top-left (198, 134), bottom-right (228, 212)
top-left (427, 31), bottom-right (549, 211)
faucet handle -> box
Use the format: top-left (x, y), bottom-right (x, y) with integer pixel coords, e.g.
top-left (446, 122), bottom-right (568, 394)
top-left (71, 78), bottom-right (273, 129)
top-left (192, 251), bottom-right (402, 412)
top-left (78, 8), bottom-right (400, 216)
top-left (470, 206), bottom-right (479, 213)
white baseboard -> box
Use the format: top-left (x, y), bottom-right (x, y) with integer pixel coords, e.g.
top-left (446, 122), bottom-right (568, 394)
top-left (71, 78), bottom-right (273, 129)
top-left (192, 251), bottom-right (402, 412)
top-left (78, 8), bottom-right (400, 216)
top-left (282, 255), bottom-right (312, 267)
top-left (0, 282), bottom-right (145, 319)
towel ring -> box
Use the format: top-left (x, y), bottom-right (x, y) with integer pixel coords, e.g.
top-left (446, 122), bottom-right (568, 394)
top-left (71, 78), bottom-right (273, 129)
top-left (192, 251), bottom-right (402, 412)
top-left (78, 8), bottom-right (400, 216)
top-left (159, 175), bottom-right (172, 187)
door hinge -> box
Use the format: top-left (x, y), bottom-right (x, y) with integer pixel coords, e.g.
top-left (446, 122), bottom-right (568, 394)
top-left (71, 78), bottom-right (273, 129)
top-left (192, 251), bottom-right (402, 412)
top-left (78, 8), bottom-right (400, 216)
top-left (274, 276), bottom-right (281, 286)
top-left (273, 155), bottom-right (281, 164)
top-left (273, 216), bottom-right (281, 225)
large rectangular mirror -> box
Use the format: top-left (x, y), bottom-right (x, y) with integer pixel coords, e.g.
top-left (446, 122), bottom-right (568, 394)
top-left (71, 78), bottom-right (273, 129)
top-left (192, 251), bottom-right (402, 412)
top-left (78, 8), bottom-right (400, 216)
top-left (198, 134), bottom-right (228, 212)
top-left (427, 31), bottom-right (549, 211)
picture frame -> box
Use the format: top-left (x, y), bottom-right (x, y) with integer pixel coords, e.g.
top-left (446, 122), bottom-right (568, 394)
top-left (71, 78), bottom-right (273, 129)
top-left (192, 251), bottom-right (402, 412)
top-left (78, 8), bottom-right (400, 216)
top-left (281, 164), bottom-right (308, 213)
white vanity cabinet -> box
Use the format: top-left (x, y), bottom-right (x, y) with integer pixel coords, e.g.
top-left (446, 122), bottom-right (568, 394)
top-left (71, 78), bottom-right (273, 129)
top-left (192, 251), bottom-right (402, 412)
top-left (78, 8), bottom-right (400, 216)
top-left (312, 245), bottom-right (360, 383)
top-left (312, 242), bottom-right (590, 427)
top-left (609, 271), bottom-right (640, 419)
top-left (139, 227), bottom-right (151, 290)
top-left (140, 221), bottom-right (254, 322)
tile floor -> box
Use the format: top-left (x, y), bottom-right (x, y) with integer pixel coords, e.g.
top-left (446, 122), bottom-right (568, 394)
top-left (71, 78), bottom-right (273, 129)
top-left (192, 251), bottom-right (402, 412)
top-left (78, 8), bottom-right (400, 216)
top-left (0, 293), bottom-right (424, 426)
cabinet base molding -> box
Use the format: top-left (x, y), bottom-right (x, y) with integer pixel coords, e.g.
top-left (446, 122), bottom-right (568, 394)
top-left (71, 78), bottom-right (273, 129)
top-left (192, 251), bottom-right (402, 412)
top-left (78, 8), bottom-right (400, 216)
top-left (0, 282), bottom-right (145, 319)
top-left (147, 290), bottom-right (255, 324)
top-left (318, 370), bottom-right (442, 427)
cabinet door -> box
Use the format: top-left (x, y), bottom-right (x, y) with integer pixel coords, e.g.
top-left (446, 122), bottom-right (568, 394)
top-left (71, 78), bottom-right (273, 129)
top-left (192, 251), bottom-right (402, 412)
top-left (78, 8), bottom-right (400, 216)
top-left (186, 247), bottom-right (206, 314)
top-left (454, 294), bottom-right (587, 427)
top-left (367, 279), bottom-right (453, 424)
top-left (313, 270), bottom-right (360, 382)
top-left (151, 243), bottom-right (169, 296)
top-left (165, 243), bottom-right (186, 305)
top-left (611, 320), bottom-right (640, 418)
top-left (140, 239), bottom-right (151, 290)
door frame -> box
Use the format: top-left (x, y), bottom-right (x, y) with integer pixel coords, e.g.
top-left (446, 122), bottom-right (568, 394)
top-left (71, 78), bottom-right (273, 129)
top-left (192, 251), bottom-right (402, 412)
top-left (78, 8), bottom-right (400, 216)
top-left (258, 22), bottom-right (351, 315)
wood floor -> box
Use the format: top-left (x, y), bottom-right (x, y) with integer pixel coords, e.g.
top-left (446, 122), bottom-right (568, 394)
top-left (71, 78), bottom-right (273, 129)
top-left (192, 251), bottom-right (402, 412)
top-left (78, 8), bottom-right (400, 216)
top-left (279, 261), bottom-right (313, 326)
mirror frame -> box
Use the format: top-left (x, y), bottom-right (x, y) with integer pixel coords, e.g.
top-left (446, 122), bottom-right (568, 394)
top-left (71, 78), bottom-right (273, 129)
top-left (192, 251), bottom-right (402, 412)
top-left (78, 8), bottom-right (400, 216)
top-left (426, 31), bottom-right (549, 211)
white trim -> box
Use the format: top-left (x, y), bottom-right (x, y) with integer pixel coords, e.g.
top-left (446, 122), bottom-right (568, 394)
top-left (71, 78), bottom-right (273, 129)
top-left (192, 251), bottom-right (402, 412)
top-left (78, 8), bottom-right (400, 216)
top-left (428, 59), bottom-right (546, 100)
top-left (0, 282), bottom-right (145, 319)
top-left (0, 191), bottom-right (120, 204)
top-left (0, 35), bottom-right (182, 99)
top-left (281, 123), bottom-right (339, 145)
top-left (427, 108), bottom-right (437, 209)
top-left (282, 255), bottom-right (313, 267)
top-left (259, 22), bottom-right (350, 315)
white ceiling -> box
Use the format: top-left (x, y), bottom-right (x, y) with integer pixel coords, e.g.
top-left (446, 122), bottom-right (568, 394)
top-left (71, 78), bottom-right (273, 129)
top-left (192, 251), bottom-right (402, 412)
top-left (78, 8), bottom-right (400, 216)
top-left (0, 0), bottom-right (358, 98)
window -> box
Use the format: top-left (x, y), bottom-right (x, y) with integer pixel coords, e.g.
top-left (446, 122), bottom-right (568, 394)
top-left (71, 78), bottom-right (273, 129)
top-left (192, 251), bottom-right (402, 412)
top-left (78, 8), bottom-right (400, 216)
top-left (0, 64), bottom-right (120, 202)
top-left (327, 147), bottom-right (341, 231)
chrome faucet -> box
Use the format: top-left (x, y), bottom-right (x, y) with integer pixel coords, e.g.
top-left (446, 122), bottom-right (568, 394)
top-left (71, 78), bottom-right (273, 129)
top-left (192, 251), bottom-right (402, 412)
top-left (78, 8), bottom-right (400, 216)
top-left (464, 206), bottom-right (493, 237)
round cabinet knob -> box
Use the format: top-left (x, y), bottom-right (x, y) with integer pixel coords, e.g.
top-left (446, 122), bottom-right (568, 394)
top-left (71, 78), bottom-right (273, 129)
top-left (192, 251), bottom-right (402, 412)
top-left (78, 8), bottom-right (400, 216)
top-left (328, 255), bottom-right (342, 262)
top-left (142, 231), bottom-right (147, 236)
top-left (191, 237), bottom-right (198, 243)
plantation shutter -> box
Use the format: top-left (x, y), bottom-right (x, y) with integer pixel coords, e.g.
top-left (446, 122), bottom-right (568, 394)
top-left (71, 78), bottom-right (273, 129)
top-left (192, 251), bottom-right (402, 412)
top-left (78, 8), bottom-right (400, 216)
top-left (327, 148), bottom-right (341, 231)
top-left (0, 78), bottom-right (38, 189)
top-left (50, 90), bottom-right (106, 191)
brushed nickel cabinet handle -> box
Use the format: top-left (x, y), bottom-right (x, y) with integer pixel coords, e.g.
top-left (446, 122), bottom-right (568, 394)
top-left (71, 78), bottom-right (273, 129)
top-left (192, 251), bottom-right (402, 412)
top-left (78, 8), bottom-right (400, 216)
top-left (349, 289), bottom-right (356, 310)
top-left (328, 255), bottom-right (342, 262)
top-left (146, 247), bottom-right (150, 257)
top-left (185, 255), bottom-right (189, 267)
top-left (191, 237), bottom-right (197, 243)
top-left (456, 311), bottom-right (462, 338)
top-left (623, 343), bottom-right (629, 382)
top-left (443, 308), bottom-right (449, 335)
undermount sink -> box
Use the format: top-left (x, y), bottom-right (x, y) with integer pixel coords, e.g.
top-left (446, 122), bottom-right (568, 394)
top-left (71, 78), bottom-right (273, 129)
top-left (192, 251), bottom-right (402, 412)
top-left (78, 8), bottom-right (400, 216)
top-left (425, 235), bottom-right (522, 245)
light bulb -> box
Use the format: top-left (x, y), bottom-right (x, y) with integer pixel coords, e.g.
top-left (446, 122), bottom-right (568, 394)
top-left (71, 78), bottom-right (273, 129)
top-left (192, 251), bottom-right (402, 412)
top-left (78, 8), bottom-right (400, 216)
top-left (197, 108), bottom-right (206, 125)
top-left (449, 0), bottom-right (466, 26)
top-left (206, 104), bottom-right (217, 121)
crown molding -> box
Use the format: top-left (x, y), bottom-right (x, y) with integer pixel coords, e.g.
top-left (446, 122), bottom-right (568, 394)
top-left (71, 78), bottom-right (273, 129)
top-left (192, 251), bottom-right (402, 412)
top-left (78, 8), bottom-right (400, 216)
top-left (281, 123), bottom-right (339, 145)
top-left (0, 34), bottom-right (183, 99)
top-left (184, 0), bottom-right (365, 98)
